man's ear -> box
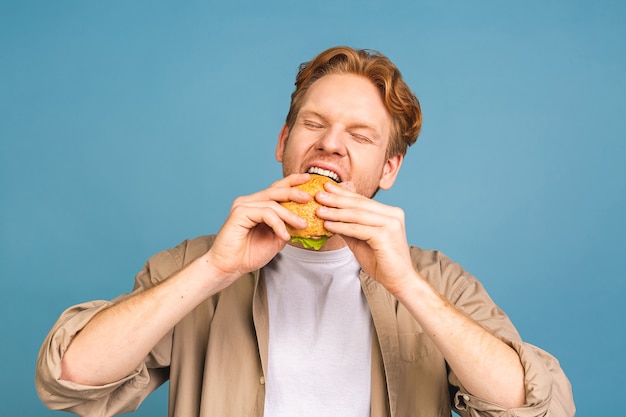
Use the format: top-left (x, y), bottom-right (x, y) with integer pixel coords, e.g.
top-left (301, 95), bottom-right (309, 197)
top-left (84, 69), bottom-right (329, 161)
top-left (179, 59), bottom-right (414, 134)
top-left (275, 124), bottom-right (289, 162)
top-left (378, 153), bottom-right (403, 190)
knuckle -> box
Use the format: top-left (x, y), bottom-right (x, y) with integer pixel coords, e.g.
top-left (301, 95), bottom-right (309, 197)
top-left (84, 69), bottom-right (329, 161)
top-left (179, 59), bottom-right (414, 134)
top-left (231, 196), bottom-right (247, 210)
top-left (392, 207), bottom-right (405, 221)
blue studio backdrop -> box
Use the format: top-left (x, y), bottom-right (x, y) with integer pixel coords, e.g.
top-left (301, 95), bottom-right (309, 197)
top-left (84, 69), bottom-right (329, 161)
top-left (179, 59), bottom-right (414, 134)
top-left (1, 1), bottom-right (624, 416)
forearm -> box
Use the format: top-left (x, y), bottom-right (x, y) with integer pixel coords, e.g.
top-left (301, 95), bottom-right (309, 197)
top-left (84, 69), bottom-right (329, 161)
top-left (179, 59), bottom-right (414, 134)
top-left (392, 272), bottom-right (526, 408)
top-left (60, 253), bottom-right (226, 386)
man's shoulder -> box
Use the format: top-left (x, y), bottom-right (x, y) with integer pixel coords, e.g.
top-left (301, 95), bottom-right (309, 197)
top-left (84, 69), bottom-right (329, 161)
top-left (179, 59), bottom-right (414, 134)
top-left (144, 235), bottom-right (217, 277)
top-left (167, 234), bottom-right (217, 264)
top-left (407, 245), bottom-right (475, 296)
top-left (180, 234), bottom-right (217, 252)
top-left (408, 244), bottom-right (449, 267)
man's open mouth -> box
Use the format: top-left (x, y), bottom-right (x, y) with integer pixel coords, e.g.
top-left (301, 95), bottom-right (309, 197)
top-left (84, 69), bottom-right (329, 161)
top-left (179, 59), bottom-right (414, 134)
top-left (307, 167), bottom-right (341, 183)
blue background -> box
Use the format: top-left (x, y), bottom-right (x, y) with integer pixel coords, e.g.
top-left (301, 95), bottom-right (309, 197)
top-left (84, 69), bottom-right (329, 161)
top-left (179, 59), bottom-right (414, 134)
top-left (2, 1), bottom-right (624, 415)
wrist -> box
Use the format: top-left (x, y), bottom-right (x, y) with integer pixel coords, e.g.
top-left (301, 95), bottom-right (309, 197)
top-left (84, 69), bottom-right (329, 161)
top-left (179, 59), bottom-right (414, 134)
top-left (385, 269), bottom-right (424, 299)
top-left (387, 269), bottom-right (444, 312)
top-left (197, 251), bottom-right (240, 293)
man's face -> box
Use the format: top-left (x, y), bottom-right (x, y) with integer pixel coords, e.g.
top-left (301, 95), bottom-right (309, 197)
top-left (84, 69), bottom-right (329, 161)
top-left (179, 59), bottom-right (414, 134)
top-left (276, 73), bottom-right (402, 198)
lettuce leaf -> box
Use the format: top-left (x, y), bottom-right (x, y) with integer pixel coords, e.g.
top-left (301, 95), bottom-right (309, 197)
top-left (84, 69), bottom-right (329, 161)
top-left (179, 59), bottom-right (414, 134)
top-left (290, 236), bottom-right (328, 250)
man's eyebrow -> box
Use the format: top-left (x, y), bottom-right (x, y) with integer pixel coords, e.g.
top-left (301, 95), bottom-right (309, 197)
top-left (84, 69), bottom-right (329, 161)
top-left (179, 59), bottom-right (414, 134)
top-left (348, 121), bottom-right (378, 131)
top-left (299, 110), bottom-right (326, 121)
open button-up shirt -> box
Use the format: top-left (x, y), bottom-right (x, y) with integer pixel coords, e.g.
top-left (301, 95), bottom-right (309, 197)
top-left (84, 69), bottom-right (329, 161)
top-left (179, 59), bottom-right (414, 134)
top-left (36, 235), bottom-right (575, 417)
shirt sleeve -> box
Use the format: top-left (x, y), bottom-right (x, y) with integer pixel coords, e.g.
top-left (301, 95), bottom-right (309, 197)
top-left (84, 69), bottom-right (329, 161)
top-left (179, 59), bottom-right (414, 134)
top-left (434, 252), bottom-right (576, 417)
top-left (34, 244), bottom-right (185, 416)
top-left (449, 340), bottom-right (575, 417)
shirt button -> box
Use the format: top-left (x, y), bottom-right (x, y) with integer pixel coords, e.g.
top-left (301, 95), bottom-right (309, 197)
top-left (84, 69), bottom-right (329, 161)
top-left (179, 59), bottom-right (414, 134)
top-left (260, 375), bottom-right (265, 385)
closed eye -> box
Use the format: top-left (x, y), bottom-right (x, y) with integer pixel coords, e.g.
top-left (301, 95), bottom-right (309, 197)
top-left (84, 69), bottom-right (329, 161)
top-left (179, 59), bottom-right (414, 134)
top-left (303, 120), bottom-right (325, 129)
top-left (350, 133), bottom-right (373, 144)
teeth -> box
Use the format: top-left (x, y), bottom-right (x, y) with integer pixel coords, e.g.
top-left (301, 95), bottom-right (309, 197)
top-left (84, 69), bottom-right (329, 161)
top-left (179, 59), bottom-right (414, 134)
top-left (308, 167), bottom-right (340, 182)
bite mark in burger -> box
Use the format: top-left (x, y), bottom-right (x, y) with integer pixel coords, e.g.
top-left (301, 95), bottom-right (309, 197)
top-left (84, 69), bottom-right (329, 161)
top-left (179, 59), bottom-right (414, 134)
top-left (280, 170), bottom-right (340, 250)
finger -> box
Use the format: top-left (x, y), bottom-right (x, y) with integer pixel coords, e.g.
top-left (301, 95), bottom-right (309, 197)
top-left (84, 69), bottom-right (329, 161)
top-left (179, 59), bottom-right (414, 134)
top-left (338, 180), bottom-right (357, 193)
top-left (270, 173), bottom-right (310, 188)
top-left (319, 205), bottom-right (396, 228)
top-left (231, 205), bottom-right (294, 241)
top-left (316, 187), bottom-right (391, 217)
top-left (325, 218), bottom-right (407, 258)
top-left (232, 200), bottom-right (308, 235)
top-left (324, 220), bottom-right (376, 242)
top-left (324, 180), bottom-right (356, 195)
top-left (233, 183), bottom-right (311, 208)
top-left (318, 202), bottom-right (406, 240)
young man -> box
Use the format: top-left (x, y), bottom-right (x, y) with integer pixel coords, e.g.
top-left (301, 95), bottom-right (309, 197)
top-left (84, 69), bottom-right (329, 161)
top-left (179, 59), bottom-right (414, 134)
top-left (36, 46), bottom-right (575, 416)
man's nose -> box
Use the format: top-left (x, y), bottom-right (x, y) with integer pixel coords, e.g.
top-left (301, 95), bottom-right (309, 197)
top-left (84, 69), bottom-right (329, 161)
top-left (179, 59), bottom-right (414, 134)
top-left (316, 127), bottom-right (346, 155)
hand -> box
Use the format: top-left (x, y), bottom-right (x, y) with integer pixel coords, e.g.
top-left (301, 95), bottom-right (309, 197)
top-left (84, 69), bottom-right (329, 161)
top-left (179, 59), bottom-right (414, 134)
top-left (206, 174), bottom-right (312, 284)
top-left (316, 182), bottom-right (417, 294)
top-left (317, 183), bottom-right (527, 408)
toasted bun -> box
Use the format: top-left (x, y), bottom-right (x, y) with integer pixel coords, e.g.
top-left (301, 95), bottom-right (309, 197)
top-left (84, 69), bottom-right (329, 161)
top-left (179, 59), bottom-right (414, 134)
top-left (281, 174), bottom-right (337, 238)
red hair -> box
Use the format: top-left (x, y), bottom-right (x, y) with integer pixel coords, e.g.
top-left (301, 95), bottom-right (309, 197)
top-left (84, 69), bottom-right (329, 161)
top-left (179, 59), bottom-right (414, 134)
top-left (286, 46), bottom-right (422, 157)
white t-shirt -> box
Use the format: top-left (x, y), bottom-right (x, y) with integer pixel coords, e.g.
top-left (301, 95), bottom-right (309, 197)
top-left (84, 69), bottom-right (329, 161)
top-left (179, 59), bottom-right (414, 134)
top-left (263, 244), bottom-right (373, 417)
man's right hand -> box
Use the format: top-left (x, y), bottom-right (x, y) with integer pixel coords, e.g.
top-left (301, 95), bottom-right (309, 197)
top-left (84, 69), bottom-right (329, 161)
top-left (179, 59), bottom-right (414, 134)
top-left (60, 174), bottom-right (310, 386)
top-left (204, 173), bottom-right (312, 286)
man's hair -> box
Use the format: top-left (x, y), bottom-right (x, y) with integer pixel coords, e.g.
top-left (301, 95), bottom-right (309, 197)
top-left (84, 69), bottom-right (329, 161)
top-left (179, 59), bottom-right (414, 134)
top-left (285, 46), bottom-right (422, 158)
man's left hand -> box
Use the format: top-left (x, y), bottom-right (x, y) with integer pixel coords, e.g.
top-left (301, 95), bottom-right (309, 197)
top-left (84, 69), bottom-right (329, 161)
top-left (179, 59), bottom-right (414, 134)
top-left (315, 181), bottom-right (417, 295)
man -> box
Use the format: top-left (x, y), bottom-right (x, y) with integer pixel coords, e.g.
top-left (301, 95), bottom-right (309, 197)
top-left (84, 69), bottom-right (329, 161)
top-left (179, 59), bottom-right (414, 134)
top-left (36, 46), bottom-right (575, 416)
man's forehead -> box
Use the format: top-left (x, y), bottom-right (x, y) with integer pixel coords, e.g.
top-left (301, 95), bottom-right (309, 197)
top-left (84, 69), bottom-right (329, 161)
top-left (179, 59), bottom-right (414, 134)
top-left (299, 75), bottom-right (391, 132)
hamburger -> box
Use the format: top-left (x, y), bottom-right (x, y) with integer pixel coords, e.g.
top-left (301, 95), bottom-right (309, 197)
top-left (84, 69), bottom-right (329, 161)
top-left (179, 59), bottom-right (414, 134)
top-left (280, 172), bottom-right (339, 250)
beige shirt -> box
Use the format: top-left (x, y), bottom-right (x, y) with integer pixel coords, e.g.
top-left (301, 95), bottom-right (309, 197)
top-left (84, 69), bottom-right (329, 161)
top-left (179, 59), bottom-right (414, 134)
top-left (36, 235), bottom-right (575, 417)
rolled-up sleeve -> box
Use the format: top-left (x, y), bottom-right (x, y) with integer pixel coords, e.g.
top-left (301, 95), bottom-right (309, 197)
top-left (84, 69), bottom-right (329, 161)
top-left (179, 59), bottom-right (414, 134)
top-left (433, 252), bottom-right (575, 417)
top-left (35, 244), bottom-right (186, 416)
top-left (449, 339), bottom-right (574, 416)
top-left (35, 300), bottom-right (171, 416)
